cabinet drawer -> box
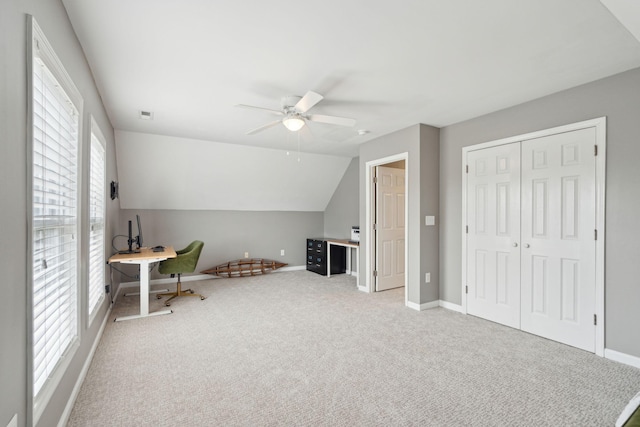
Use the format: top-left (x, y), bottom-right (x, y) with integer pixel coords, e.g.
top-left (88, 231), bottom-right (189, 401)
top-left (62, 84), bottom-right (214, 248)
top-left (306, 238), bottom-right (345, 276)
top-left (307, 254), bottom-right (326, 266)
top-left (307, 239), bottom-right (326, 255)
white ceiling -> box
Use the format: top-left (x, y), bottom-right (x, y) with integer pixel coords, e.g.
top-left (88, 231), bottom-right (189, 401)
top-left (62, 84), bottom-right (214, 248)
top-left (62, 0), bottom-right (640, 158)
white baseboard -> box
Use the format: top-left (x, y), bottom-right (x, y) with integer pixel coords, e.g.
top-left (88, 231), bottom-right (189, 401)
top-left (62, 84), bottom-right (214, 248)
top-left (57, 303), bottom-right (112, 427)
top-left (118, 265), bottom-right (307, 292)
top-left (279, 265), bottom-right (306, 272)
top-left (406, 300), bottom-right (464, 312)
top-left (119, 273), bottom-right (217, 289)
top-left (439, 300), bottom-right (463, 313)
top-left (406, 300), bottom-right (440, 311)
top-left (605, 348), bottom-right (640, 369)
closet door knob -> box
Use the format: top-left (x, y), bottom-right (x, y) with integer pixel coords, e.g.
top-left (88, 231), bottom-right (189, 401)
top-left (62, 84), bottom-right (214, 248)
top-left (524, 243), bottom-right (530, 248)
top-left (513, 243), bottom-right (518, 247)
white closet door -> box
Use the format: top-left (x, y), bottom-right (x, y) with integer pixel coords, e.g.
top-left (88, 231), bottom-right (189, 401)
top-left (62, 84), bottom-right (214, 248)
top-left (520, 128), bottom-right (597, 352)
top-left (375, 166), bottom-right (406, 291)
top-left (466, 142), bottom-right (521, 328)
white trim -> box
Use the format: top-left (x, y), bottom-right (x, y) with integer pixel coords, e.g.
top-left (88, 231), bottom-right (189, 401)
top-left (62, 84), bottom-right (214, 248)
top-left (461, 144), bottom-right (469, 315)
top-left (28, 16), bottom-right (85, 425)
top-left (605, 349), bottom-right (640, 370)
top-left (461, 117), bottom-right (607, 356)
top-left (406, 300), bottom-right (463, 312)
top-left (117, 265), bottom-right (308, 291)
top-left (406, 300), bottom-right (440, 311)
top-left (88, 116), bottom-right (107, 326)
top-left (279, 265), bottom-right (307, 272)
top-left (57, 306), bottom-right (111, 427)
top-left (594, 118), bottom-right (607, 357)
top-left (406, 301), bottom-right (421, 311)
top-left (439, 300), bottom-right (463, 313)
top-left (365, 153), bottom-right (409, 307)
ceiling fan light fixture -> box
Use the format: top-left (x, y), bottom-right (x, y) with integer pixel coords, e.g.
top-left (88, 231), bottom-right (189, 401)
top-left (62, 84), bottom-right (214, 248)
top-left (282, 115), bottom-right (305, 132)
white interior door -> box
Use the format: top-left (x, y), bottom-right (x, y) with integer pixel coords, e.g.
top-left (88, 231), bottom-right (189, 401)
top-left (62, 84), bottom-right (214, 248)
top-left (520, 128), bottom-right (597, 352)
top-left (466, 143), bottom-right (522, 328)
top-left (375, 166), bottom-right (405, 291)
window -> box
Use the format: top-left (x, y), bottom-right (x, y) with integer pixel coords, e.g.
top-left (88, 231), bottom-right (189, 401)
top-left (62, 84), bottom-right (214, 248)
top-left (29, 17), bottom-right (83, 414)
top-left (88, 120), bottom-right (106, 319)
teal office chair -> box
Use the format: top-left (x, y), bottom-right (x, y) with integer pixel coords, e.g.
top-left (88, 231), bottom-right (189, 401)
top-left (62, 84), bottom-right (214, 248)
top-left (157, 240), bottom-right (206, 306)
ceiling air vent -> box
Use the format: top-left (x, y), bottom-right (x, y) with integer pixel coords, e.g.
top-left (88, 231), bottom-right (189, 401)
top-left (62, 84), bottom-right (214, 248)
top-left (139, 110), bottom-right (153, 120)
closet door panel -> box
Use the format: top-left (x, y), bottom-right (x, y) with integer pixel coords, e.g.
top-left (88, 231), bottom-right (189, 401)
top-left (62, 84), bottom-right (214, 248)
top-left (520, 128), bottom-right (597, 352)
top-left (466, 142), bottom-right (521, 328)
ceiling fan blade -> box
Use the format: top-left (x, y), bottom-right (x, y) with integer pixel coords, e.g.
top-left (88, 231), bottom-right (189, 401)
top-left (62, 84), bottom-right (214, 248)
top-left (295, 91), bottom-right (324, 113)
top-left (307, 114), bottom-right (356, 127)
top-left (246, 120), bottom-right (281, 135)
top-left (236, 104), bottom-right (283, 116)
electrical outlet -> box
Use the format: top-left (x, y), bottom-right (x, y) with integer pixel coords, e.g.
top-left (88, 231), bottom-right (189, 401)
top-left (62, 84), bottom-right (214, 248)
top-left (244, 252), bottom-right (249, 258)
top-left (425, 272), bottom-right (431, 283)
top-left (280, 249), bottom-right (285, 256)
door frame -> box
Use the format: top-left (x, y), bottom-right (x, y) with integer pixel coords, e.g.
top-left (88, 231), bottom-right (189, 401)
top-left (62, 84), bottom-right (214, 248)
top-left (461, 117), bottom-right (606, 356)
top-left (365, 153), bottom-right (409, 305)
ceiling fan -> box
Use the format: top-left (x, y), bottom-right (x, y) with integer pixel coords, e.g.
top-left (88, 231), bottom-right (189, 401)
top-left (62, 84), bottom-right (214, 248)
top-left (236, 91), bottom-right (356, 135)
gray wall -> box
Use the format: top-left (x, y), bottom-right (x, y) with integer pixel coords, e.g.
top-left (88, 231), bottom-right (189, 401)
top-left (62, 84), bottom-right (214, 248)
top-left (0, 1), bottom-right (119, 426)
top-left (324, 157), bottom-right (359, 239)
top-left (117, 210), bottom-right (323, 282)
top-left (324, 157), bottom-right (360, 272)
top-left (359, 124), bottom-right (440, 305)
top-left (439, 67), bottom-right (640, 358)
top-left (420, 126), bottom-right (440, 303)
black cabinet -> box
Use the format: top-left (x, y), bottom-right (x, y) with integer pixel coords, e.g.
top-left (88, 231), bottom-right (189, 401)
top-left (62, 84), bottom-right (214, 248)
top-left (306, 238), bottom-right (346, 276)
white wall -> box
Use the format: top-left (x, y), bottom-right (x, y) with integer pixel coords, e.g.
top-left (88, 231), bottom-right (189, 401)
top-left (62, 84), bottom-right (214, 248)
top-left (115, 130), bottom-right (352, 211)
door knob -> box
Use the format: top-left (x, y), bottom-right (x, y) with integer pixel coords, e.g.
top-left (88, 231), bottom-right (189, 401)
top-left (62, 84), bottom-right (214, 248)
top-left (524, 243), bottom-right (530, 248)
top-left (513, 243), bottom-right (518, 247)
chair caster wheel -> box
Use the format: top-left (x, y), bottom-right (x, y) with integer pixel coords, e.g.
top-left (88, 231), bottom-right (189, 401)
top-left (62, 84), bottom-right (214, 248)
top-left (189, 290), bottom-right (195, 294)
top-left (200, 296), bottom-right (206, 300)
top-left (165, 303), bottom-right (171, 307)
top-left (156, 295), bottom-right (161, 299)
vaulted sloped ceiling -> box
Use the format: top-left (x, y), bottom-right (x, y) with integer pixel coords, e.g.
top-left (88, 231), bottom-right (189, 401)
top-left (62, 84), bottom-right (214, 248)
top-left (63, 0), bottom-right (640, 158)
top-left (63, 1), bottom-right (640, 211)
top-left (115, 131), bottom-right (351, 211)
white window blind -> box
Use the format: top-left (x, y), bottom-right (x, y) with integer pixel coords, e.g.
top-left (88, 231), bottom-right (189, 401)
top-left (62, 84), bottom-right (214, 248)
top-left (31, 53), bottom-right (80, 398)
top-left (88, 126), bottom-right (106, 317)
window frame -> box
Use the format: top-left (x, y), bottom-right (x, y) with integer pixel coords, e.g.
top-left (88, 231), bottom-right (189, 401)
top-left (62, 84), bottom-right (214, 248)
top-left (88, 117), bottom-right (107, 323)
top-left (27, 16), bottom-right (84, 424)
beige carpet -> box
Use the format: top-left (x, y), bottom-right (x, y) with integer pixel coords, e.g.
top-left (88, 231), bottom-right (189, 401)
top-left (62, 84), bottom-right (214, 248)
top-left (68, 271), bottom-right (640, 426)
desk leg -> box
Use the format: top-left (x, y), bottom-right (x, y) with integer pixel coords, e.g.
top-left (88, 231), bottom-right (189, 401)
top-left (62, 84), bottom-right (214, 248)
top-left (355, 247), bottom-right (359, 287)
top-left (346, 247), bottom-right (352, 274)
top-left (140, 260), bottom-right (150, 315)
top-left (115, 260), bottom-right (172, 322)
top-left (327, 243), bottom-right (332, 278)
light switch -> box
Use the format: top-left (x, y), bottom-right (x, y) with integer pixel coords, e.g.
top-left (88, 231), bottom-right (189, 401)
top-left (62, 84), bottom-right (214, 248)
top-left (425, 216), bottom-right (435, 226)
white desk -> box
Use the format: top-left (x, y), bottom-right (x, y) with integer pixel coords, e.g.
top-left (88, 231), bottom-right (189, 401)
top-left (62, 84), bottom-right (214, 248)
top-left (326, 239), bottom-right (359, 287)
top-left (108, 247), bottom-right (177, 322)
